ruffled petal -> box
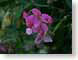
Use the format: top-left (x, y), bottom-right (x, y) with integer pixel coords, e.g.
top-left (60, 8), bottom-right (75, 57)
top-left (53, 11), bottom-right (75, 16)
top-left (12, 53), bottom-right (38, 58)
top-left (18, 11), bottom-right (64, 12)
top-left (41, 14), bottom-right (53, 24)
top-left (32, 8), bottom-right (41, 16)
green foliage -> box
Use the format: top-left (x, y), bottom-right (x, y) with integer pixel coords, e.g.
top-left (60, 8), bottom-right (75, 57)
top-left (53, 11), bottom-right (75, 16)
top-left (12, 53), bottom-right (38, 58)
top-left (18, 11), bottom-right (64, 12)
top-left (0, 0), bottom-right (72, 54)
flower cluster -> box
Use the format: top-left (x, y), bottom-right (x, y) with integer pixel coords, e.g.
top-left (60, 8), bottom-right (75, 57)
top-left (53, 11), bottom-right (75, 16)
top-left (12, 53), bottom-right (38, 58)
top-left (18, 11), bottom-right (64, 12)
top-left (23, 8), bottom-right (53, 44)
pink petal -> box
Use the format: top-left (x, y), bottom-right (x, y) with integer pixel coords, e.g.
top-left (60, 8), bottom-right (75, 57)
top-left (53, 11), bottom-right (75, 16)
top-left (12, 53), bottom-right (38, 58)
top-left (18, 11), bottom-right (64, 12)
top-left (32, 8), bottom-right (41, 16)
top-left (25, 15), bottom-right (40, 28)
top-left (48, 16), bottom-right (53, 24)
top-left (41, 14), bottom-right (53, 24)
top-left (35, 33), bottom-right (43, 44)
top-left (33, 16), bottom-right (40, 28)
top-left (32, 27), bottom-right (38, 33)
top-left (23, 11), bottom-right (28, 19)
top-left (25, 15), bottom-right (34, 28)
top-left (41, 23), bottom-right (48, 32)
top-left (43, 35), bottom-right (53, 43)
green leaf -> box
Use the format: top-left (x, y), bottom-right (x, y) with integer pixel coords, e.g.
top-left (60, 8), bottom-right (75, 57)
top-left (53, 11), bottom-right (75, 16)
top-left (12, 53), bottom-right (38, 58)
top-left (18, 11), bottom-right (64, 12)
top-left (66, 0), bottom-right (72, 9)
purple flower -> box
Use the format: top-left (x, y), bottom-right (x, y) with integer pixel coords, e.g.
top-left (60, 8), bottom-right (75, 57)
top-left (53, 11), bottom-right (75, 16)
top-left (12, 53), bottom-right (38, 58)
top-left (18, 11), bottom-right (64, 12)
top-left (23, 8), bottom-right (53, 44)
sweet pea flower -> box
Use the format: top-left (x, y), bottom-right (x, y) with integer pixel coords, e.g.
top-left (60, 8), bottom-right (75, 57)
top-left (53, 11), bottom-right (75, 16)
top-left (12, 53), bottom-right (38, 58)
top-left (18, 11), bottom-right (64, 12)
top-left (23, 8), bottom-right (53, 44)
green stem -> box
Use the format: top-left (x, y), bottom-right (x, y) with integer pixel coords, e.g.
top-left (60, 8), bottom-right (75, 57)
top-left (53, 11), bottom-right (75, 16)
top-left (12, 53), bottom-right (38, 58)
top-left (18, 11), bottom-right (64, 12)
top-left (31, 0), bottom-right (64, 12)
top-left (53, 16), bottom-right (68, 33)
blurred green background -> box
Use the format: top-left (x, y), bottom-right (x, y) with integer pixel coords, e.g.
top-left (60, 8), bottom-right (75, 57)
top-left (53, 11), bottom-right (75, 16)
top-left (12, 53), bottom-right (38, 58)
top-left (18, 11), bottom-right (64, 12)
top-left (0, 0), bottom-right (72, 54)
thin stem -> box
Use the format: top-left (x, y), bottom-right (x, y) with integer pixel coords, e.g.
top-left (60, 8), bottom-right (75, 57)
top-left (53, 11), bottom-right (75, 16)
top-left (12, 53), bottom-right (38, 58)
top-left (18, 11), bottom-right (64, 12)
top-left (31, 0), bottom-right (64, 12)
top-left (53, 15), bottom-right (69, 33)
